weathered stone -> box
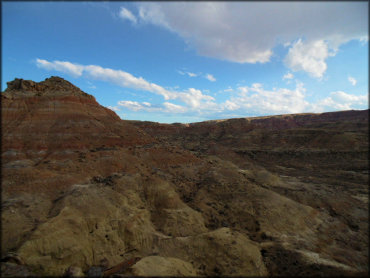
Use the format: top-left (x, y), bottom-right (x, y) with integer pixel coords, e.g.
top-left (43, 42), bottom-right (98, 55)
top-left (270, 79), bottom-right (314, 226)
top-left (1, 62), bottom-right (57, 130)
top-left (1, 262), bottom-right (33, 277)
top-left (64, 266), bottom-right (84, 277)
top-left (86, 266), bottom-right (103, 277)
top-left (130, 256), bottom-right (197, 276)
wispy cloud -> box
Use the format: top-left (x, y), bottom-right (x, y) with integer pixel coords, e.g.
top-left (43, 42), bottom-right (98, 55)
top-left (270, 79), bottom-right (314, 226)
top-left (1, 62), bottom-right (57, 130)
top-left (36, 58), bottom-right (175, 99)
top-left (107, 105), bottom-right (120, 112)
top-left (87, 81), bottom-right (96, 89)
top-left (283, 72), bottom-right (294, 80)
top-left (116, 100), bottom-right (187, 114)
top-left (205, 74), bottom-right (216, 82)
top-left (178, 70), bottom-right (198, 77)
top-left (118, 7), bottom-right (137, 24)
top-left (348, 76), bottom-right (357, 86)
top-left (36, 58), bottom-right (216, 111)
top-left (163, 102), bottom-right (187, 113)
top-left (178, 70), bottom-right (216, 82)
top-left (36, 58), bottom-right (84, 77)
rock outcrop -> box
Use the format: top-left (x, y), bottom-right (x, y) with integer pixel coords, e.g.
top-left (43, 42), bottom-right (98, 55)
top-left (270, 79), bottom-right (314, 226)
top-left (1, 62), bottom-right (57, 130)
top-left (1, 77), bottom-right (368, 276)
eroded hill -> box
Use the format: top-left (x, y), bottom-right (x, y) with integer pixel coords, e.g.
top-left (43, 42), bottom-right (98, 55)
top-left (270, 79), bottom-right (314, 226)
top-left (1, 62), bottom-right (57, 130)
top-left (1, 77), bottom-right (368, 277)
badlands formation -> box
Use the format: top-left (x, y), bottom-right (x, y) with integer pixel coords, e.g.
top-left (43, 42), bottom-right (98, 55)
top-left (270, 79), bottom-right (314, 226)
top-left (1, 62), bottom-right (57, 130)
top-left (1, 77), bottom-right (369, 276)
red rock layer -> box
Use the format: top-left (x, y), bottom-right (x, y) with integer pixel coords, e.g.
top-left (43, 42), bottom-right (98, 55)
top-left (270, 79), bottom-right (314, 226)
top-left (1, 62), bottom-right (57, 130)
top-left (1, 77), bottom-right (153, 158)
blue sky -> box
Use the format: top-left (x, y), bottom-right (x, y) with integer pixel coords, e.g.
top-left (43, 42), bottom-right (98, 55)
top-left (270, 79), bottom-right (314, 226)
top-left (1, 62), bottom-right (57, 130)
top-left (2, 1), bottom-right (368, 123)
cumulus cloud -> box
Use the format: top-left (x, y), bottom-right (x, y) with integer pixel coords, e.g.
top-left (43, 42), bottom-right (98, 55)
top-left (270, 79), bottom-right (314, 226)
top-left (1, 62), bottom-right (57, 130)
top-left (177, 88), bottom-right (215, 110)
top-left (135, 2), bottom-right (367, 66)
top-left (118, 7), bottom-right (137, 24)
top-left (223, 100), bottom-right (240, 111)
top-left (284, 39), bottom-right (336, 79)
top-left (222, 82), bottom-right (309, 115)
top-left (311, 91), bottom-right (367, 112)
top-left (348, 76), bottom-right (357, 86)
top-left (220, 84), bottom-right (367, 116)
top-left (205, 74), bottom-right (216, 82)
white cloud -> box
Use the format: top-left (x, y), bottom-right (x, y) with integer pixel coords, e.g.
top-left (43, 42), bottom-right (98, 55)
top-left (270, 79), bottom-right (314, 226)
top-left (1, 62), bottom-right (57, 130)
top-left (348, 76), bottom-right (357, 86)
top-left (116, 100), bottom-right (187, 114)
top-left (223, 82), bottom-right (309, 114)
top-left (37, 59), bottom-right (176, 100)
top-left (118, 7), bottom-right (137, 24)
top-left (163, 102), bottom-right (187, 113)
top-left (187, 72), bottom-right (197, 77)
top-left (107, 105), bottom-right (120, 112)
top-left (117, 100), bottom-right (161, 112)
top-left (284, 39), bottom-right (336, 79)
top-left (136, 2), bottom-right (367, 65)
top-left (36, 58), bottom-right (84, 77)
top-left (178, 70), bottom-right (197, 77)
top-left (283, 72), bottom-right (294, 80)
top-left (36, 59), bottom-right (217, 112)
top-left (205, 74), bottom-right (216, 82)
top-left (359, 35), bottom-right (369, 46)
top-left (223, 100), bottom-right (240, 111)
top-left (331, 91), bottom-right (367, 104)
top-left (177, 88), bottom-right (215, 110)
top-left (87, 81), bottom-right (96, 89)
top-left (311, 91), bottom-right (367, 112)
top-left (223, 87), bottom-right (233, 93)
top-left (36, 58), bottom-right (368, 119)
top-left (118, 100), bottom-right (144, 111)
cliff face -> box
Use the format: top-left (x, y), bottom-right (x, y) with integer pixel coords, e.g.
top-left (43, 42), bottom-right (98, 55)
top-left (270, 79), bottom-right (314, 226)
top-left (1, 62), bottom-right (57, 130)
top-left (1, 77), bottom-right (368, 277)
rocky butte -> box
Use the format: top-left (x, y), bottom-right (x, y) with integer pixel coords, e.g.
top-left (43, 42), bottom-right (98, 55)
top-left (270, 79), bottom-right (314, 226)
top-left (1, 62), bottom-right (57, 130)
top-left (1, 76), bottom-right (369, 277)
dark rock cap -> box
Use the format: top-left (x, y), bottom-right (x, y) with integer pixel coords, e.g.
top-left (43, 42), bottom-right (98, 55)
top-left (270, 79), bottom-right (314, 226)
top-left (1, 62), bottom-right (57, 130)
top-left (6, 78), bottom-right (37, 91)
top-left (3, 76), bottom-right (93, 98)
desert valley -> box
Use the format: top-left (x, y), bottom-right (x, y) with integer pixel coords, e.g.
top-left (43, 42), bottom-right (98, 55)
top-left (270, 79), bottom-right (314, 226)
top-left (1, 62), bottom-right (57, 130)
top-left (1, 76), bottom-right (369, 277)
